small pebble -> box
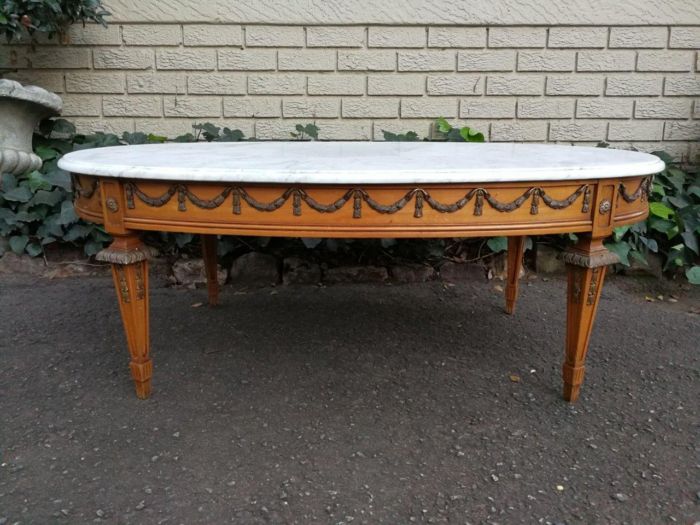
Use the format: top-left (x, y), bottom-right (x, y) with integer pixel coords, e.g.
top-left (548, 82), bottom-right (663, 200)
top-left (612, 493), bottom-right (629, 502)
top-left (135, 501), bottom-right (146, 511)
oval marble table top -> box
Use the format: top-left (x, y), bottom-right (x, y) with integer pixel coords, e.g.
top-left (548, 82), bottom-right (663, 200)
top-left (59, 142), bottom-right (664, 184)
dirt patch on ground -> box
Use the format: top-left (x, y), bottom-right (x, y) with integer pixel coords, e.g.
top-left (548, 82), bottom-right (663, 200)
top-left (0, 274), bottom-right (698, 523)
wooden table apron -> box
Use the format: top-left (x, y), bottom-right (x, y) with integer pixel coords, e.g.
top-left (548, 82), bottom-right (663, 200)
top-left (71, 173), bottom-right (652, 401)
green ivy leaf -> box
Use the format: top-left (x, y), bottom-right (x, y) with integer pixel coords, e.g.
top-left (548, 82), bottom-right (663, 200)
top-left (487, 236), bottom-right (508, 253)
top-left (44, 168), bottom-right (72, 191)
top-left (173, 133), bottom-right (195, 143)
top-left (39, 214), bottom-right (66, 237)
top-left (220, 127), bottom-right (246, 142)
top-left (58, 200), bottom-right (78, 225)
top-left (638, 236), bottom-right (658, 253)
top-left (651, 182), bottom-right (665, 196)
top-left (13, 210), bottom-right (41, 223)
top-left (649, 202), bottom-right (675, 219)
top-left (122, 131), bottom-right (148, 145)
top-left (681, 231), bottom-right (699, 255)
top-left (63, 223), bottom-right (92, 241)
top-left (35, 145), bottom-right (58, 161)
top-left (1, 173), bottom-right (18, 191)
top-left (32, 189), bottom-right (64, 207)
top-left (9, 235), bottom-right (29, 255)
top-left (652, 151), bottom-right (674, 164)
top-left (302, 124), bottom-right (319, 140)
top-left (51, 119), bottom-right (77, 137)
top-left (612, 225), bottom-right (630, 242)
top-left (686, 266), bottom-right (700, 285)
top-left (25, 242), bottom-right (43, 257)
top-left (147, 133), bottom-right (168, 143)
top-left (459, 127), bottom-right (485, 142)
top-left (667, 195), bottom-right (691, 209)
top-left (194, 123), bottom-right (221, 142)
top-left (27, 170), bottom-right (51, 192)
top-left (84, 239), bottom-right (105, 256)
top-left (436, 117), bottom-right (452, 134)
top-left (2, 185), bottom-right (33, 203)
top-left (604, 241), bottom-right (631, 266)
top-left (0, 208), bottom-right (15, 222)
top-left (382, 130), bottom-right (419, 142)
top-left (301, 238), bottom-right (323, 249)
top-left (629, 250), bottom-right (648, 266)
top-left (174, 233), bottom-right (193, 248)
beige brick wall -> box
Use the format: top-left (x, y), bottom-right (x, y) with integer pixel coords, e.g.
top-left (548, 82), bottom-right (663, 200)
top-left (2, 5), bottom-right (698, 159)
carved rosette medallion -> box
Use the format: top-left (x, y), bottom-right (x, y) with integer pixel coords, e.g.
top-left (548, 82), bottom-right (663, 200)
top-left (106, 197), bottom-right (119, 213)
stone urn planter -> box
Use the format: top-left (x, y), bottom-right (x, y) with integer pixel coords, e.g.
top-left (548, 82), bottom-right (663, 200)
top-left (0, 79), bottom-right (62, 175)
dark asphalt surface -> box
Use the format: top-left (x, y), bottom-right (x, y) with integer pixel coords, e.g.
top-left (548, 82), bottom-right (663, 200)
top-left (0, 274), bottom-right (698, 524)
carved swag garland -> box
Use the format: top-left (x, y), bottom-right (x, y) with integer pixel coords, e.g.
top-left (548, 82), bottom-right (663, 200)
top-left (72, 176), bottom-right (651, 219)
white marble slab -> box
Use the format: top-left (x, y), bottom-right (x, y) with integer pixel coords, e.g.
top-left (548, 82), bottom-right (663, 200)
top-left (58, 142), bottom-right (664, 184)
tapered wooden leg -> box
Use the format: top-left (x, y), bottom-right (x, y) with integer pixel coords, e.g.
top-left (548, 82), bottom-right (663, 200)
top-left (201, 234), bottom-right (219, 306)
top-left (96, 235), bottom-right (154, 399)
top-left (505, 236), bottom-right (526, 314)
top-left (561, 236), bottom-right (619, 402)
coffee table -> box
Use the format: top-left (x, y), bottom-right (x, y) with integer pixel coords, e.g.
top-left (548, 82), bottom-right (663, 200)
top-left (58, 142), bottom-right (663, 401)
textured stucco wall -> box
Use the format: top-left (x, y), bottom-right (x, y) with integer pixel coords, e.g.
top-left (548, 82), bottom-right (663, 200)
top-left (2, 1), bottom-right (698, 159)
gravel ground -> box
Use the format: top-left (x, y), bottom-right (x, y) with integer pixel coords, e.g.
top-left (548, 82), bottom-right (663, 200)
top-left (0, 274), bottom-right (698, 524)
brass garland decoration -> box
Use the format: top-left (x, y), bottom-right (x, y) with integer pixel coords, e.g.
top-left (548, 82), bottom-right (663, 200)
top-left (71, 175), bottom-right (99, 199)
top-left (124, 182), bottom-right (592, 219)
top-left (114, 266), bottom-right (130, 304)
top-left (572, 269), bottom-right (583, 304)
top-left (619, 176), bottom-right (652, 204)
top-left (587, 267), bottom-right (601, 305)
top-left (135, 265), bottom-right (145, 301)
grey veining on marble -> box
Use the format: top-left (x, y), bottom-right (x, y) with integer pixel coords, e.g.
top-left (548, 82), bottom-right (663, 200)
top-left (58, 142), bottom-right (665, 184)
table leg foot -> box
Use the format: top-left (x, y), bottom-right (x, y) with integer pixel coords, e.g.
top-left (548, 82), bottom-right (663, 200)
top-left (505, 236), bottom-right (525, 315)
top-left (201, 234), bottom-right (219, 306)
top-left (561, 235), bottom-right (619, 403)
top-left (97, 234), bottom-right (153, 399)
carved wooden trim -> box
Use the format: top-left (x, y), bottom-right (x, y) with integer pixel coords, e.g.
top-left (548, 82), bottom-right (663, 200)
top-left (561, 249), bottom-right (620, 269)
top-left (123, 182), bottom-right (591, 218)
top-left (96, 244), bottom-right (158, 265)
top-left (619, 176), bottom-right (652, 204)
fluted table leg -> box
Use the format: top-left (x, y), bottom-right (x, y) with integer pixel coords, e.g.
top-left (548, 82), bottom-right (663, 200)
top-left (561, 235), bottom-right (619, 402)
top-left (97, 234), bottom-right (156, 399)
